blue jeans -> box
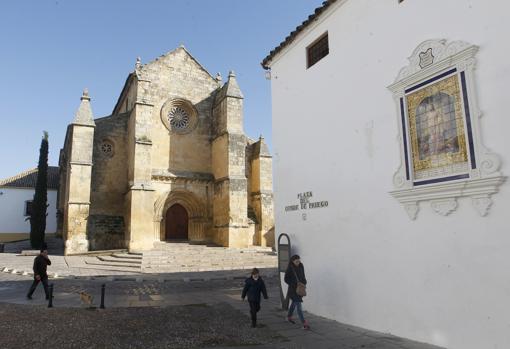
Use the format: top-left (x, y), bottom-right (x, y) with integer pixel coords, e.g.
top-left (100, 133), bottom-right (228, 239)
top-left (288, 300), bottom-right (305, 323)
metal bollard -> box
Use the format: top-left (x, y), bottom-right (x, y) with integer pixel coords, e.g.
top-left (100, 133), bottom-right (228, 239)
top-left (100, 284), bottom-right (105, 309)
top-left (48, 284), bottom-right (53, 308)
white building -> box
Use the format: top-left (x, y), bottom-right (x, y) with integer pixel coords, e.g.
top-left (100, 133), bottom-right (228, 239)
top-left (263, 1), bottom-right (509, 348)
top-left (0, 167), bottom-right (59, 242)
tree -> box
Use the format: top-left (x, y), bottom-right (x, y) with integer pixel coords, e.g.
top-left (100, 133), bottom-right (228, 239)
top-left (29, 131), bottom-right (49, 249)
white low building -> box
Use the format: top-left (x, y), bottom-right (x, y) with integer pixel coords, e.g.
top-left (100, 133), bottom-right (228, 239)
top-left (0, 167), bottom-right (59, 242)
top-left (263, 1), bottom-right (509, 348)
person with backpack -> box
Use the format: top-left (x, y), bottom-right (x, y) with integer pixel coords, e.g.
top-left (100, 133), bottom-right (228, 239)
top-left (284, 254), bottom-right (310, 330)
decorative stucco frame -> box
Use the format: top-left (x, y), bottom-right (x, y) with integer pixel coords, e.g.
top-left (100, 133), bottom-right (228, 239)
top-left (388, 39), bottom-right (505, 219)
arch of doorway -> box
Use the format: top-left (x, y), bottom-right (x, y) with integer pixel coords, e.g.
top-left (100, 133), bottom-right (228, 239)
top-left (153, 189), bottom-right (208, 242)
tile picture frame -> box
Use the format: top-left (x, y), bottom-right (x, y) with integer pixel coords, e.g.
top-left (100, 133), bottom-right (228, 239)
top-left (388, 39), bottom-right (505, 219)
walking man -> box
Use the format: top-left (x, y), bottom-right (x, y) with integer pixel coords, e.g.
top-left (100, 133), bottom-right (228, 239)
top-left (27, 245), bottom-right (51, 300)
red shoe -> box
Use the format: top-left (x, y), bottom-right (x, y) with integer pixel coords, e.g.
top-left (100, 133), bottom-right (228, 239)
top-left (286, 316), bottom-right (296, 324)
top-left (302, 321), bottom-right (310, 330)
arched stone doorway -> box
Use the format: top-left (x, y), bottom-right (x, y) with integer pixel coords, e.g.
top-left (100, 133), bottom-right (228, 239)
top-left (165, 204), bottom-right (188, 240)
top-left (154, 189), bottom-right (209, 243)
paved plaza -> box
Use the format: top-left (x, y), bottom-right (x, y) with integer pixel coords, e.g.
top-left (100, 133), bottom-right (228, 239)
top-left (0, 258), bottom-right (443, 348)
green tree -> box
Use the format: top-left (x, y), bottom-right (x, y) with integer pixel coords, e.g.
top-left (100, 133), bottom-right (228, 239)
top-left (29, 131), bottom-right (49, 249)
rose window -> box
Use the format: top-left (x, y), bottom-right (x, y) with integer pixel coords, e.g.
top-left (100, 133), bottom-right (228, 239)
top-left (101, 142), bottom-right (113, 156)
top-left (160, 98), bottom-right (197, 134)
top-left (168, 107), bottom-right (190, 130)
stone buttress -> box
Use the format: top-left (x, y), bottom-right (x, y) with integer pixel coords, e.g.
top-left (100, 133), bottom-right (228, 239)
top-left (212, 71), bottom-right (250, 247)
top-left (62, 90), bottom-right (95, 254)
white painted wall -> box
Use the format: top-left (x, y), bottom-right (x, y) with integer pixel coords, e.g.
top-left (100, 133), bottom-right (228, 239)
top-left (0, 188), bottom-right (57, 234)
top-left (269, 1), bottom-right (510, 348)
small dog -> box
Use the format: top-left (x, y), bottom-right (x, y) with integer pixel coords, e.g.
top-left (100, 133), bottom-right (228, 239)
top-left (79, 291), bottom-right (94, 307)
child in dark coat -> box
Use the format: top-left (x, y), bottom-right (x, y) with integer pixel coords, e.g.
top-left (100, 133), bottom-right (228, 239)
top-left (242, 268), bottom-right (268, 328)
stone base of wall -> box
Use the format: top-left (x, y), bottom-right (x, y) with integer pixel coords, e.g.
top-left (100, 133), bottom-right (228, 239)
top-left (0, 233), bottom-right (56, 243)
top-left (87, 215), bottom-right (126, 251)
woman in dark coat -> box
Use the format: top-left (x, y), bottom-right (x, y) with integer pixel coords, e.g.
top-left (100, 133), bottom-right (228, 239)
top-left (284, 254), bottom-right (310, 329)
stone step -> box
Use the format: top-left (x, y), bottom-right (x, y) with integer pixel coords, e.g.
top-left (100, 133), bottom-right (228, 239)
top-left (142, 262), bottom-right (277, 269)
top-left (144, 251), bottom-right (275, 256)
top-left (143, 254), bottom-right (276, 258)
top-left (142, 265), bottom-right (276, 273)
top-left (142, 254), bottom-right (277, 260)
top-left (143, 260), bottom-right (276, 265)
top-left (97, 255), bottom-right (142, 265)
top-left (151, 243), bottom-right (273, 252)
top-left (85, 260), bottom-right (141, 269)
top-left (136, 241), bottom-right (277, 273)
top-left (111, 253), bottom-right (143, 260)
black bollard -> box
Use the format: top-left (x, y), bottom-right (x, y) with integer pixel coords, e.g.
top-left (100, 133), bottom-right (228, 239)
top-left (100, 284), bottom-right (105, 309)
top-left (48, 284), bottom-right (53, 308)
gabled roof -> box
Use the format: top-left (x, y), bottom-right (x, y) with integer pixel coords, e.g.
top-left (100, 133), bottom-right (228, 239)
top-left (261, 0), bottom-right (337, 69)
top-left (112, 46), bottom-right (219, 115)
top-left (142, 46), bottom-right (217, 81)
top-left (0, 167), bottom-right (60, 190)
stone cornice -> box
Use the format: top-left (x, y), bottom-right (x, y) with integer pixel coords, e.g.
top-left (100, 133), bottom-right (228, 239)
top-left (151, 169), bottom-right (214, 183)
top-left (69, 161), bottom-right (92, 166)
top-left (67, 201), bottom-right (90, 205)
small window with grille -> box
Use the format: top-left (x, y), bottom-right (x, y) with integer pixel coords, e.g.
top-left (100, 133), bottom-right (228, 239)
top-left (307, 32), bottom-right (329, 68)
top-left (24, 200), bottom-right (33, 216)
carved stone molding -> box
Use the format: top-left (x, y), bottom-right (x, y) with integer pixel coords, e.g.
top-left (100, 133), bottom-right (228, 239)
top-left (404, 203), bottom-right (419, 220)
top-left (471, 195), bottom-right (492, 217)
top-left (390, 177), bottom-right (505, 218)
top-left (388, 39), bottom-right (506, 219)
top-left (431, 199), bottom-right (457, 216)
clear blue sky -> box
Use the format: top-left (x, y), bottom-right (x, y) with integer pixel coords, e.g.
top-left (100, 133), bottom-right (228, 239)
top-left (0, 0), bottom-right (323, 179)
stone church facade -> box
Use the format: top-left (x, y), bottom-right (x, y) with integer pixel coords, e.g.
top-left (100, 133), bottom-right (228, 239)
top-left (58, 47), bottom-right (274, 255)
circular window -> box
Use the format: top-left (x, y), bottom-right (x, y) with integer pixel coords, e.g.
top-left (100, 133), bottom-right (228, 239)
top-left (168, 107), bottom-right (190, 130)
top-left (100, 141), bottom-right (113, 157)
top-left (160, 98), bottom-right (198, 134)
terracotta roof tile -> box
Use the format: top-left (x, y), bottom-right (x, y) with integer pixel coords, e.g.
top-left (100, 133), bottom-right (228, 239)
top-left (0, 166), bottom-right (60, 190)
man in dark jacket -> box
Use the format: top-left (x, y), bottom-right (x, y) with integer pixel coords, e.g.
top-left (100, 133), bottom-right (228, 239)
top-left (242, 268), bottom-right (268, 328)
top-left (26, 246), bottom-right (51, 300)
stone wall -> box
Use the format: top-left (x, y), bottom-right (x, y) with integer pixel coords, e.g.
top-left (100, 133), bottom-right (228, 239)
top-left (90, 113), bottom-right (129, 216)
top-left (87, 214), bottom-right (125, 250)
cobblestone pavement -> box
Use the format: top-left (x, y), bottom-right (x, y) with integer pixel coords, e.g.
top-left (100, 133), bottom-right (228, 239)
top-left (0, 302), bottom-right (285, 349)
top-left (0, 272), bottom-right (444, 349)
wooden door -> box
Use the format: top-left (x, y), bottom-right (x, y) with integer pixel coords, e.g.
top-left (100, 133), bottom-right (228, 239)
top-left (165, 204), bottom-right (188, 240)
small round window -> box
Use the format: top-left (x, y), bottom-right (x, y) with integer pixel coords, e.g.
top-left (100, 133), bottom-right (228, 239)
top-left (100, 141), bottom-right (113, 157)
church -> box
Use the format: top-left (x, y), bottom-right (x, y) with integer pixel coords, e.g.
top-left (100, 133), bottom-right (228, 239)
top-left (57, 47), bottom-right (274, 255)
